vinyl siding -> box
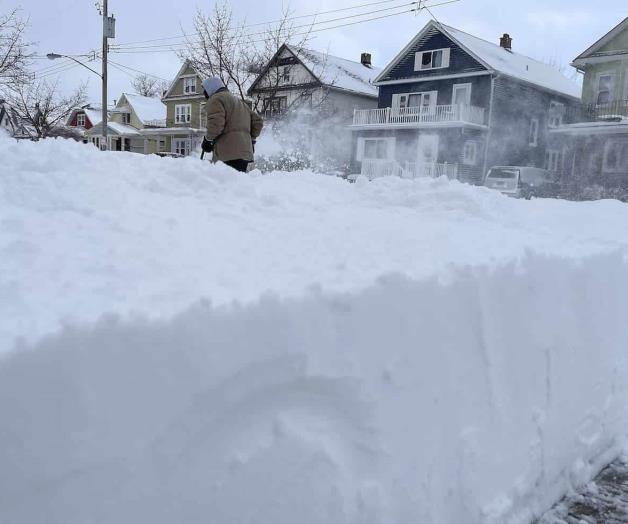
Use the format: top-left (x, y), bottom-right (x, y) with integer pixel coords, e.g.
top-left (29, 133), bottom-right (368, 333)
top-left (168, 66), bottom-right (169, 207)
top-left (379, 27), bottom-right (487, 82)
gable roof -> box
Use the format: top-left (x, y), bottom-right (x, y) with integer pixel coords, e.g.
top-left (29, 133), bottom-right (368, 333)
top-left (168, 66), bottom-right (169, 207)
top-left (66, 104), bottom-right (104, 127)
top-left (289, 46), bottom-right (380, 97)
top-left (120, 93), bottom-right (166, 126)
top-left (0, 100), bottom-right (35, 139)
top-left (248, 44), bottom-right (380, 98)
top-left (572, 17), bottom-right (628, 66)
top-left (375, 20), bottom-right (581, 99)
top-left (162, 60), bottom-right (202, 101)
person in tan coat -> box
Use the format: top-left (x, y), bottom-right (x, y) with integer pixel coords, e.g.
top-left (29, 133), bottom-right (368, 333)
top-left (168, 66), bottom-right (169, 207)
top-left (201, 77), bottom-right (263, 172)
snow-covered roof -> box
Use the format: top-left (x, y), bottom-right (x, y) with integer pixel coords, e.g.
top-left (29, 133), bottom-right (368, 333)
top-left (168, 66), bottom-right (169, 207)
top-left (440, 24), bottom-right (581, 99)
top-left (288, 45), bottom-right (381, 98)
top-left (375, 21), bottom-right (581, 100)
top-left (122, 93), bottom-right (166, 127)
top-left (84, 109), bottom-right (103, 126)
top-left (85, 121), bottom-right (141, 137)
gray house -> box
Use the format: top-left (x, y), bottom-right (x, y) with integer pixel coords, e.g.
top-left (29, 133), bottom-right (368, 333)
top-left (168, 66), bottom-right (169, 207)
top-left (248, 44), bottom-right (381, 167)
top-left (350, 21), bottom-right (581, 183)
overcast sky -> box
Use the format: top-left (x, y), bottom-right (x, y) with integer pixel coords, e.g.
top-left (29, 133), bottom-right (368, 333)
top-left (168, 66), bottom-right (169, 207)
top-left (15, 0), bottom-right (627, 103)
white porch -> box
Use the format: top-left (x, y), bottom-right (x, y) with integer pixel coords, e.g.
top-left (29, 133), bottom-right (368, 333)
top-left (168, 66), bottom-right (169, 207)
top-left (358, 159), bottom-right (459, 180)
top-left (351, 104), bottom-right (487, 130)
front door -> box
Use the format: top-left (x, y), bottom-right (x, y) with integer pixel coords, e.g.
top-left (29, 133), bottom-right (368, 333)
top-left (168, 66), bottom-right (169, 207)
top-left (417, 134), bottom-right (439, 165)
top-left (452, 83), bottom-right (472, 106)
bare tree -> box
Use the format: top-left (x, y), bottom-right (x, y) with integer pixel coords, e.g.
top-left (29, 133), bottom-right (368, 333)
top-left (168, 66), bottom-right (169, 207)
top-left (180, 2), bottom-right (320, 110)
top-left (181, 2), bottom-right (255, 101)
top-left (5, 78), bottom-right (87, 138)
top-left (0, 9), bottom-right (33, 86)
top-left (131, 73), bottom-right (169, 98)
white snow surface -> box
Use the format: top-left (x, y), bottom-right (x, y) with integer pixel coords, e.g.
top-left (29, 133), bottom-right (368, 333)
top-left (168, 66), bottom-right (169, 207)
top-left (290, 45), bottom-right (380, 97)
top-left (2, 135), bottom-right (628, 524)
top-left (441, 24), bottom-right (582, 99)
top-left (122, 92), bottom-right (167, 126)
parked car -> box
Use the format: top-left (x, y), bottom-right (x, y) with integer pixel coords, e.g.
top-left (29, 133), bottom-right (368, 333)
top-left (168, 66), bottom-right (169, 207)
top-left (483, 166), bottom-right (559, 198)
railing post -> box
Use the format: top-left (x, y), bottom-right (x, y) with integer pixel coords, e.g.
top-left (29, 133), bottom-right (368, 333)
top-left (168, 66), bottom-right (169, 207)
top-left (386, 107), bottom-right (391, 124)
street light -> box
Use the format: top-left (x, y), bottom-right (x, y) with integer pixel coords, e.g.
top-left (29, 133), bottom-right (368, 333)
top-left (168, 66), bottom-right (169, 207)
top-left (47, 52), bottom-right (108, 150)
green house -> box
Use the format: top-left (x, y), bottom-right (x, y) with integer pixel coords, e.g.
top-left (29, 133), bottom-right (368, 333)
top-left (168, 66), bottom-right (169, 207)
top-left (554, 17), bottom-right (628, 191)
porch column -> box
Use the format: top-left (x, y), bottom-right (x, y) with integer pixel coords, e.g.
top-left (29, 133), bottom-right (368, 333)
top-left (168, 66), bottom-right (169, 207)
top-left (143, 138), bottom-right (148, 154)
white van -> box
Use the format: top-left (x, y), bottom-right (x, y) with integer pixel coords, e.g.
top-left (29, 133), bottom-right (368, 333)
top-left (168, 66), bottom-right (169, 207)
top-left (483, 166), bottom-right (559, 198)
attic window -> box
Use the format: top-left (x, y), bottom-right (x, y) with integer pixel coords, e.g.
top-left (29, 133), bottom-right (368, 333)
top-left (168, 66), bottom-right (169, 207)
top-left (282, 66), bottom-right (291, 83)
top-left (77, 114), bottom-right (86, 127)
top-left (414, 48), bottom-right (451, 71)
top-left (184, 77), bottom-right (196, 94)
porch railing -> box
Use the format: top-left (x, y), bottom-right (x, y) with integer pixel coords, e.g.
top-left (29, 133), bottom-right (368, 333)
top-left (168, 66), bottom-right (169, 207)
top-left (564, 99), bottom-right (628, 124)
top-left (353, 104), bottom-right (486, 127)
top-left (361, 159), bottom-right (458, 180)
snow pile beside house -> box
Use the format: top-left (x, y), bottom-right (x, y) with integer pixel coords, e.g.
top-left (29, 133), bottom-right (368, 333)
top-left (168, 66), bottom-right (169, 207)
top-left (1, 135), bottom-right (628, 524)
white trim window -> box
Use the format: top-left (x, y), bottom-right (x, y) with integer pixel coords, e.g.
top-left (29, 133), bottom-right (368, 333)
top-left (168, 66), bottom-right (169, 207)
top-left (392, 91), bottom-right (437, 111)
top-left (356, 137), bottom-right (395, 161)
top-left (462, 140), bottom-right (477, 165)
top-left (174, 138), bottom-right (190, 156)
top-left (183, 77), bottom-right (197, 94)
top-left (529, 118), bottom-right (539, 147)
top-left (548, 101), bottom-right (565, 128)
top-left (121, 113), bottom-right (131, 125)
top-left (603, 138), bottom-right (628, 174)
top-left (76, 113), bottom-right (86, 127)
top-left (282, 66), bottom-right (291, 83)
top-left (545, 149), bottom-right (562, 173)
top-left (175, 104), bottom-right (192, 124)
top-left (414, 48), bottom-right (451, 71)
top-left (452, 83), bottom-right (472, 106)
top-left (595, 72), bottom-right (616, 106)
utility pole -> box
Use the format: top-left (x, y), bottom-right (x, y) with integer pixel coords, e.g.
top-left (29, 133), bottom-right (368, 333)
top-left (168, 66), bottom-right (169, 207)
top-left (101, 0), bottom-right (108, 151)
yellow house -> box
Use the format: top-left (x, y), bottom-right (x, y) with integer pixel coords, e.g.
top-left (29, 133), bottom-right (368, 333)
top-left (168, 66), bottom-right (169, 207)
top-left (158, 60), bottom-right (207, 156)
top-left (86, 93), bottom-right (167, 153)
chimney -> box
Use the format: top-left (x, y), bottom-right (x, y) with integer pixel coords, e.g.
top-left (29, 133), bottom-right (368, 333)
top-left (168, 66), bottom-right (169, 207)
top-left (361, 52), bottom-right (372, 68)
top-left (499, 33), bottom-right (512, 51)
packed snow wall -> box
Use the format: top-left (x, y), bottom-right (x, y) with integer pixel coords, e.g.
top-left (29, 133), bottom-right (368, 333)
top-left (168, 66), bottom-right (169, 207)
top-left (1, 135), bottom-right (628, 523)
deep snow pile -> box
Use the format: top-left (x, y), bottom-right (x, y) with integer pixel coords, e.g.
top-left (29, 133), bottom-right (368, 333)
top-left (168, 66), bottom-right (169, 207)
top-left (1, 135), bottom-right (628, 524)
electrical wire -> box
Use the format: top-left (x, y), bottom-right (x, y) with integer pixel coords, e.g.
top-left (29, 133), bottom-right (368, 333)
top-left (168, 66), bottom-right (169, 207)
top-left (112, 0), bottom-right (416, 49)
top-left (111, 1), bottom-right (418, 52)
top-left (109, 0), bottom-right (460, 56)
top-left (110, 6), bottom-right (418, 56)
top-left (107, 59), bottom-right (170, 82)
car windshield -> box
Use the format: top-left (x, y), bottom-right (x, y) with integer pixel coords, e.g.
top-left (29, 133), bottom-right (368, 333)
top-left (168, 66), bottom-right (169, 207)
top-left (488, 168), bottom-right (519, 179)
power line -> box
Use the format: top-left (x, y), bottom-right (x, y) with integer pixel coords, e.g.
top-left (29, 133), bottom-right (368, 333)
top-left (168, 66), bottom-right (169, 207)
top-left (109, 0), bottom-right (459, 56)
top-left (108, 59), bottom-right (170, 82)
top-left (112, 0), bottom-right (417, 52)
top-left (110, 5), bottom-right (421, 56)
top-left (112, 0), bottom-right (414, 49)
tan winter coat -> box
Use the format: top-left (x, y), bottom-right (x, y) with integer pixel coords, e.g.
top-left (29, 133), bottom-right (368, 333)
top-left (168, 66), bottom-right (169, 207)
top-left (205, 89), bottom-right (263, 162)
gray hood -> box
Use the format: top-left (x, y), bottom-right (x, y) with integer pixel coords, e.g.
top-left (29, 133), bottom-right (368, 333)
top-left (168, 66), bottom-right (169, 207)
top-left (202, 77), bottom-right (225, 97)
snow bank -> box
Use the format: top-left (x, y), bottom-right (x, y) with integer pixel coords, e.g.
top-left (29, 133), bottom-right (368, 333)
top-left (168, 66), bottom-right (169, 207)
top-left (1, 135), bottom-right (628, 523)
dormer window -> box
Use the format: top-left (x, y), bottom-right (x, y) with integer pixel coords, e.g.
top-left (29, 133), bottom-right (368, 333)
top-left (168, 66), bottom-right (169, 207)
top-left (414, 48), bottom-right (450, 71)
top-left (77, 113), bottom-right (86, 127)
top-left (184, 77), bottom-right (197, 94)
top-left (121, 113), bottom-right (131, 125)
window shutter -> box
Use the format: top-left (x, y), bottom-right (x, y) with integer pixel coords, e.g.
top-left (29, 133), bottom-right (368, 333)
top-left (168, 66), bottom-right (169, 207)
top-left (356, 137), bottom-right (365, 161)
top-left (442, 48), bottom-right (451, 68)
top-left (414, 52), bottom-right (423, 71)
